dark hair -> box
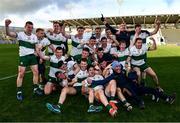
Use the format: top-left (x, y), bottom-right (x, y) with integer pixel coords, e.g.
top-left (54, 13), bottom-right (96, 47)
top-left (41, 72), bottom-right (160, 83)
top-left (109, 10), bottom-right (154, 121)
top-left (53, 21), bottom-right (63, 26)
top-left (97, 47), bottom-right (103, 52)
top-left (87, 65), bottom-right (94, 71)
top-left (81, 58), bottom-right (88, 63)
top-left (77, 26), bottom-right (85, 30)
top-left (135, 24), bottom-right (141, 28)
top-left (95, 27), bottom-right (101, 30)
top-left (58, 60), bottom-right (64, 68)
top-left (135, 38), bottom-right (142, 44)
top-left (105, 28), bottom-right (111, 31)
top-left (82, 47), bottom-right (90, 53)
top-left (36, 28), bottom-right (44, 33)
top-left (101, 37), bottom-right (107, 41)
top-left (90, 36), bottom-right (96, 40)
top-left (56, 47), bottom-right (63, 51)
top-left (25, 21), bottom-right (33, 26)
top-left (119, 40), bottom-right (126, 45)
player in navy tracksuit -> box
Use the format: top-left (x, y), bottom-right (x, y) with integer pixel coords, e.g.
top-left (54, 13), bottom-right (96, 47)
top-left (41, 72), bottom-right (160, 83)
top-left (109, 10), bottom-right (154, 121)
top-left (89, 61), bottom-right (176, 109)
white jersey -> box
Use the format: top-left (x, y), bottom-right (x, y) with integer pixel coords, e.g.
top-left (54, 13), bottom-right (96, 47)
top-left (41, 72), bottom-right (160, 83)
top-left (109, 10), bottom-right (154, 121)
top-left (48, 55), bottom-right (65, 78)
top-left (130, 44), bottom-right (148, 66)
top-left (73, 69), bottom-right (88, 87)
top-left (37, 38), bottom-right (50, 55)
top-left (17, 32), bottom-right (37, 56)
top-left (67, 60), bottom-right (76, 76)
top-left (84, 45), bottom-right (96, 54)
top-left (70, 35), bottom-right (83, 56)
top-left (46, 32), bottom-right (66, 54)
top-left (110, 47), bottom-right (130, 68)
top-left (88, 75), bottom-right (104, 90)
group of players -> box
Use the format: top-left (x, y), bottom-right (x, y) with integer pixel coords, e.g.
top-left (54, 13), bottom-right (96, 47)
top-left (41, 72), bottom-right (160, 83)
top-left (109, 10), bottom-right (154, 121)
top-left (5, 16), bottom-right (176, 117)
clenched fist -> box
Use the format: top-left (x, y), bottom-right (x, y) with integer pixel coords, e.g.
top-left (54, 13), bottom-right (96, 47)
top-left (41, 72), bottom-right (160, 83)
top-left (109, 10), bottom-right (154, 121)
top-left (5, 19), bottom-right (11, 27)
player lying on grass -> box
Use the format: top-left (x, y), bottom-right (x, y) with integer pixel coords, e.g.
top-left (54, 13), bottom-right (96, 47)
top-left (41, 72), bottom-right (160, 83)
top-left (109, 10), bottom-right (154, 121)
top-left (46, 59), bottom-right (103, 113)
top-left (37, 47), bottom-right (66, 95)
top-left (126, 71), bottom-right (176, 105)
top-left (5, 19), bottom-right (43, 101)
top-left (129, 37), bottom-right (163, 91)
top-left (86, 61), bottom-right (133, 111)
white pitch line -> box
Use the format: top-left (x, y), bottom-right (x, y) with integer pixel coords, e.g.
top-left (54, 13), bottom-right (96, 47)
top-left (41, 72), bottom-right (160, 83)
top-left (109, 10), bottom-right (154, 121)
top-left (0, 71), bottom-right (31, 81)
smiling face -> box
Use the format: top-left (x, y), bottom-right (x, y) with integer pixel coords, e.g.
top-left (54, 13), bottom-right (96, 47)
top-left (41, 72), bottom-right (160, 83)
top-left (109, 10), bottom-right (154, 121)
top-left (80, 60), bottom-right (88, 71)
top-left (113, 65), bottom-right (121, 73)
top-left (53, 23), bottom-right (60, 33)
top-left (135, 39), bottom-right (143, 49)
top-left (119, 41), bottom-right (126, 51)
top-left (25, 23), bottom-right (33, 34)
top-left (55, 49), bottom-right (63, 58)
top-left (88, 67), bottom-right (95, 77)
top-left (36, 30), bottom-right (45, 40)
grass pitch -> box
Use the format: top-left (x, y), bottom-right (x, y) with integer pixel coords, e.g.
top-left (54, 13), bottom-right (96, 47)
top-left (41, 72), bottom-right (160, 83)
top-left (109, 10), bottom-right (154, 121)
top-left (0, 44), bottom-right (180, 122)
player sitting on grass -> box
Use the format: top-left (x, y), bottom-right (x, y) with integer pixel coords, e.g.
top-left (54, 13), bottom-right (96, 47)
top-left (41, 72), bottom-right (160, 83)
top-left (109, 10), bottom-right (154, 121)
top-left (46, 59), bottom-right (102, 113)
top-left (82, 65), bottom-right (117, 117)
top-left (5, 19), bottom-right (43, 101)
top-left (37, 47), bottom-right (66, 95)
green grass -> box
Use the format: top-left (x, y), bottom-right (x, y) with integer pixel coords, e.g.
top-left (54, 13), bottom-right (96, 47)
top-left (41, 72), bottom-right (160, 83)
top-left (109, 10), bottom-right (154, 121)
top-left (0, 44), bottom-right (180, 122)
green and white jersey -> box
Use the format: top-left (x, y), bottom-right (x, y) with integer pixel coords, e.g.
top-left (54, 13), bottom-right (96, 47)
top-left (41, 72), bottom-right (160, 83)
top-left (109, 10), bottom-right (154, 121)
top-left (46, 32), bottom-right (66, 54)
top-left (37, 37), bottom-right (50, 55)
top-left (67, 60), bottom-right (76, 76)
top-left (48, 55), bottom-right (65, 78)
top-left (84, 44), bottom-right (96, 54)
top-left (17, 32), bottom-right (37, 57)
top-left (88, 74), bottom-right (104, 90)
top-left (73, 69), bottom-right (88, 87)
top-left (70, 35), bottom-right (83, 56)
top-left (110, 47), bottom-right (129, 68)
top-left (130, 44), bottom-right (148, 66)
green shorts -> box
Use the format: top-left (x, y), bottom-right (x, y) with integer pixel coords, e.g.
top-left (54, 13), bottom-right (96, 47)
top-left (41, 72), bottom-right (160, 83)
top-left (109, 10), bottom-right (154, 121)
top-left (19, 54), bottom-right (38, 67)
top-left (132, 63), bottom-right (149, 72)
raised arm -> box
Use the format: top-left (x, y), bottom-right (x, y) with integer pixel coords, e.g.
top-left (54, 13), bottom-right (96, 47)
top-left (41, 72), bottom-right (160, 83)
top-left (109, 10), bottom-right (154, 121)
top-left (5, 19), bottom-right (17, 38)
top-left (148, 37), bottom-right (157, 51)
top-left (150, 20), bottom-right (161, 36)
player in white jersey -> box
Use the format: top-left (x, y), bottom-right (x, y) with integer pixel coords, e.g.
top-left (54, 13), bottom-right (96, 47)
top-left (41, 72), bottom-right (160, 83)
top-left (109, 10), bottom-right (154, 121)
top-left (110, 41), bottom-right (131, 71)
top-left (83, 66), bottom-right (117, 117)
top-left (36, 28), bottom-right (55, 88)
top-left (129, 21), bottom-right (161, 48)
top-left (98, 37), bottom-right (112, 54)
top-left (46, 22), bottom-right (67, 55)
top-left (129, 38), bottom-right (163, 90)
top-left (62, 26), bottom-right (86, 57)
top-left (46, 59), bottom-right (102, 113)
top-left (37, 47), bottom-right (65, 95)
top-left (5, 19), bottom-right (43, 101)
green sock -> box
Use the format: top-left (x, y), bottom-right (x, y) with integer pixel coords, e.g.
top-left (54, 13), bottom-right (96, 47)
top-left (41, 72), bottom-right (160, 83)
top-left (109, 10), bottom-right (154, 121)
top-left (57, 103), bottom-right (62, 108)
top-left (122, 100), bottom-right (128, 105)
top-left (33, 84), bottom-right (39, 90)
top-left (106, 104), bottom-right (112, 111)
top-left (89, 103), bottom-right (94, 107)
top-left (110, 96), bottom-right (115, 101)
top-left (17, 87), bottom-right (22, 92)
